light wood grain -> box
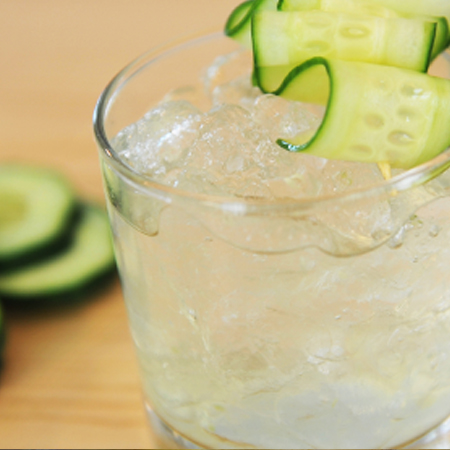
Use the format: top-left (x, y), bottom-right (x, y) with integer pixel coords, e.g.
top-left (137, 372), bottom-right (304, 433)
top-left (4, 2), bottom-right (450, 449)
top-left (0, 1), bottom-right (241, 448)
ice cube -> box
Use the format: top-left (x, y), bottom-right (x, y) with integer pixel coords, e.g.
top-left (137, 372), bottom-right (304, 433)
top-left (203, 49), bottom-right (253, 98)
top-left (162, 84), bottom-right (212, 112)
top-left (114, 100), bottom-right (202, 176)
top-left (252, 95), bottom-right (322, 142)
top-left (212, 76), bottom-right (261, 110)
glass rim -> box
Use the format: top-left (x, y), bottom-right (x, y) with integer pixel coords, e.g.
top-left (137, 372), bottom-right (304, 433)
top-left (93, 30), bottom-right (450, 213)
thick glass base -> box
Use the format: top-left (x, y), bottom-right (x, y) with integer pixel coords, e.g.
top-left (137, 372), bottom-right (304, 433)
top-left (146, 404), bottom-right (201, 450)
top-left (404, 415), bottom-right (450, 450)
top-left (146, 403), bottom-right (450, 450)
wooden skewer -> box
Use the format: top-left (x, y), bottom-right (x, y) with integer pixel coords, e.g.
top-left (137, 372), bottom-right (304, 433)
top-left (377, 162), bottom-right (392, 180)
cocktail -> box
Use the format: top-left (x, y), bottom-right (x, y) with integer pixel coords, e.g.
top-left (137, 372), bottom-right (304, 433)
top-left (94, 2), bottom-right (450, 448)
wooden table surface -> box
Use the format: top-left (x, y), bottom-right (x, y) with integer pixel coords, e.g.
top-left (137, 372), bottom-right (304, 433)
top-left (3, 2), bottom-right (450, 450)
top-left (0, 1), bottom-right (241, 448)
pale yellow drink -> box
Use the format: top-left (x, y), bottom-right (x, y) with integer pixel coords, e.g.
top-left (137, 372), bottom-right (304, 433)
top-left (95, 33), bottom-right (450, 449)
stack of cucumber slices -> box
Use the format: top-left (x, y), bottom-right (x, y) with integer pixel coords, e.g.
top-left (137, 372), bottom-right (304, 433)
top-left (0, 164), bottom-right (116, 304)
top-left (225, 0), bottom-right (450, 170)
top-left (0, 303), bottom-right (4, 364)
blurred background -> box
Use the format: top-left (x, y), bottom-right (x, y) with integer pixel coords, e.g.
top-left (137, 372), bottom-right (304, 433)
top-left (0, 1), bottom-right (240, 448)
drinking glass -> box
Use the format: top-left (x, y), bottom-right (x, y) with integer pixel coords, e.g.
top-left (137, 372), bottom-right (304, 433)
top-left (94, 32), bottom-right (450, 449)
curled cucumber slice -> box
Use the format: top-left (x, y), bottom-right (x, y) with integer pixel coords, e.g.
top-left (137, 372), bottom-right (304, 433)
top-left (253, 10), bottom-right (436, 93)
top-left (279, 0), bottom-right (393, 16)
top-left (225, 0), bottom-right (278, 47)
top-left (276, 58), bottom-right (450, 168)
top-left (280, 0), bottom-right (450, 22)
top-left (279, 0), bottom-right (450, 59)
top-left (373, 0), bottom-right (450, 28)
top-left (430, 16), bottom-right (450, 59)
top-left (375, 0), bottom-right (450, 56)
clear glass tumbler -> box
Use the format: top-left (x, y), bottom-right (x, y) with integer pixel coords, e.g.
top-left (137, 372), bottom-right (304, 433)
top-left (94, 32), bottom-right (450, 449)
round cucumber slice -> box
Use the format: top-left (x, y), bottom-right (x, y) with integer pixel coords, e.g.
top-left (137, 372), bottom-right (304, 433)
top-left (0, 204), bottom-right (116, 302)
top-left (0, 164), bottom-right (77, 269)
top-left (253, 10), bottom-right (436, 92)
top-left (276, 57), bottom-right (450, 168)
top-left (0, 303), bottom-right (5, 361)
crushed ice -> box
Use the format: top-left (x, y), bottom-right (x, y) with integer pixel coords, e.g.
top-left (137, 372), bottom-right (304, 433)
top-left (113, 50), bottom-right (390, 200)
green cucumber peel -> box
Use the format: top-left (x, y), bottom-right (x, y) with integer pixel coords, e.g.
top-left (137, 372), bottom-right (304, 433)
top-left (225, 1), bottom-right (253, 37)
top-left (0, 204), bottom-right (116, 303)
top-left (373, 0), bottom-right (450, 27)
top-left (278, 0), bottom-right (450, 57)
top-left (429, 16), bottom-right (450, 59)
top-left (275, 57), bottom-right (450, 169)
top-left (225, 0), bottom-right (278, 47)
top-left (278, 0), bottom-right (320, 11)
top-left (0, 303), bottom-right (5, 360)
top-left (280, 0), bottom-right (450, 21)
top-left (275, 57), bottom-right (331, 153)
top-left (0, 164), bottom-right (77, 269)
top-left (252, 10), bottom-right (436, 93)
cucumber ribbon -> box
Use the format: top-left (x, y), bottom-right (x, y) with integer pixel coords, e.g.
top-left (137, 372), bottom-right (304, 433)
top-left (278, 0), bottom-right (450, 59)
top-left (226, 0), bottom-right (450, 58)
top-left (253, 10), bottom-right (437, 93)
top-left (225, 0), bottom-right (450, 168)
top-left (225, 0), bottom-right (278, 48)
top-left (275, 57), bottom-right (450, 169)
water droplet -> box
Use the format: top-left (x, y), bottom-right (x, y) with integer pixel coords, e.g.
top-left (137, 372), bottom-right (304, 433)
top-left (144, 215), bottom-right (160, 236)
top-left (404, 222), bottom-right (415, 232)
top-left (364, 114), bottom-right (384, 129)
top-left (409, 216), bottom-right (423, 229)
top-left (187, 308), bottom-right (197, 324)
top-left (429, 224), bottom-right (441, 237)
top-left (388, 131), bottom-right (415, 146)
top-left (340, 26), bottom-right (370, 38)
top-left (389, 227), bottom-right (405, 249)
